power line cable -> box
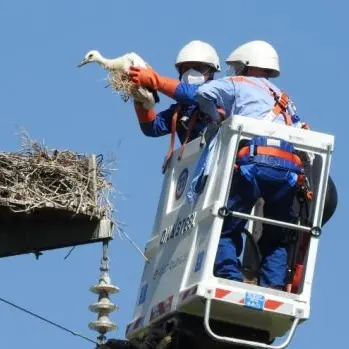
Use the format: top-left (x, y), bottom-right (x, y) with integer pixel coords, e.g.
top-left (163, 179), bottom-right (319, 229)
top-left (0, 296), bottom-right (98, 345)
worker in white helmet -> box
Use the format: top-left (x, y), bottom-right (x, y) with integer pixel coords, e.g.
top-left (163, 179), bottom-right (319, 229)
top-left (130, 40), bottom-right (220, 171)
top-left (183, 40), bottom-right (311, 289)
top-left (193, 40), bottom-right (338, 289)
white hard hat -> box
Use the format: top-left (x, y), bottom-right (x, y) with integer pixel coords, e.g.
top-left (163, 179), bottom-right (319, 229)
top-left (225, 40), bottom-right (280, 77)
top-left (175, 40), bottom-right (221, 72)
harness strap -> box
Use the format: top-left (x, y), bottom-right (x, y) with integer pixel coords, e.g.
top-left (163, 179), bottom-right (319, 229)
top-left (269, 89), bottom-right (292, 126)
top-left (162, 104), bottom-right (182, 173)
top-left (237, 145), bottom-right (303, 168)
top-left (231, 76), bottom-right (262, 88)
top-left (258, 80), bottom-right (293, 126)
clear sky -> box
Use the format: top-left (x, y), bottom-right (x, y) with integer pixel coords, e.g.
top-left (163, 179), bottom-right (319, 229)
top-left (0, 1), bottom-right (346, 348)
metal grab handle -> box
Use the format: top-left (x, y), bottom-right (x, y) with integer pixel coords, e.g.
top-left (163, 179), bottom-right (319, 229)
top-left (218, 208), bottom-right (313, 233)
top-left (203, 297), bottom-right (300, 349)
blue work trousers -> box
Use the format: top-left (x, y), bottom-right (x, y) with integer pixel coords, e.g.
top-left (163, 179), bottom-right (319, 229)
top-left (214, 164), bottom-right (298, 288)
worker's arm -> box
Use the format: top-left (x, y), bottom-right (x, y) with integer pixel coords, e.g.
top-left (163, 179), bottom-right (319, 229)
top-left (129, 67), bottom-right (199, 105)
top-left (196, 78), bottom-right (236, 122)
top-left (172, 82), bottom-right (200, 105)
top-left (129, 67), bottom-right (233, 117)
top-left (134, 102), bottom-right (176, 137)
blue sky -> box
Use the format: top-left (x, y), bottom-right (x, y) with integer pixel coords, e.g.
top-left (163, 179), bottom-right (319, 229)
top-left (0, 1), bottom-right (346, 348)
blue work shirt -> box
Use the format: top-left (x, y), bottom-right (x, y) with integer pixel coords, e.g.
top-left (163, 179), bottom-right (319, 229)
top-left (140, 103), bottom-right (209, 144)
top-left (195, 76), bottom-right (301, 126)
top-left (139, 82), bottom-right (211, 144)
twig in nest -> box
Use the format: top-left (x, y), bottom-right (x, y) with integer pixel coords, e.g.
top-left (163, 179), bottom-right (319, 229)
top-left (0, 131), bottom-right (116, 220)
top-left (107, 71), bottom-right (133, 102)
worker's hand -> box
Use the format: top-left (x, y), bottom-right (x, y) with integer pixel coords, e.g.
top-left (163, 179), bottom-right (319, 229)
top-left (129, 66), bottom-right (161, 90)
top-left (129, 66), bottom-right (180, 98)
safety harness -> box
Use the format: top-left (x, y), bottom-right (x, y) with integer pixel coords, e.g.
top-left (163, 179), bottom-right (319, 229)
top-left (237, 139), bottom-right (303, 173)
top-left (162, 106), bottom-right (201, 173)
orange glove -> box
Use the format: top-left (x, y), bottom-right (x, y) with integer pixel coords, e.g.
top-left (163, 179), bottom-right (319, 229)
top-left (129, 66), bottom-right (179, 98)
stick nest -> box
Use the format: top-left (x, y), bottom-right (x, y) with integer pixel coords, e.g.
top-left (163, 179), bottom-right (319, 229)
top-left (0, 132), bottom-right (114, 219)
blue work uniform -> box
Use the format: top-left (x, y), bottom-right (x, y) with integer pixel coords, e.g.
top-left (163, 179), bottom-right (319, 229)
top-left (194, 76), bottom-right (303, 288)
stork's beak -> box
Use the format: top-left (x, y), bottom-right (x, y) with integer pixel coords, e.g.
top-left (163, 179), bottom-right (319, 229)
top-left (77, 59), bottom-right (89, 68)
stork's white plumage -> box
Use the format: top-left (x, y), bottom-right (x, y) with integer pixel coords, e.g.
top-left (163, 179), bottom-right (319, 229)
top-left (78, 50), bottom-right (158, 108)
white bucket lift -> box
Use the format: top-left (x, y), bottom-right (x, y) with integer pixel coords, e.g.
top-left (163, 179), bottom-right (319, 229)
top-left (126, 115), bottom-right (334, 348)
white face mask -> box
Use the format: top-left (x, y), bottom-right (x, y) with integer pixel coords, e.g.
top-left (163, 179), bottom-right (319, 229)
top-left (181, 69), bottom-right (206, 85)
